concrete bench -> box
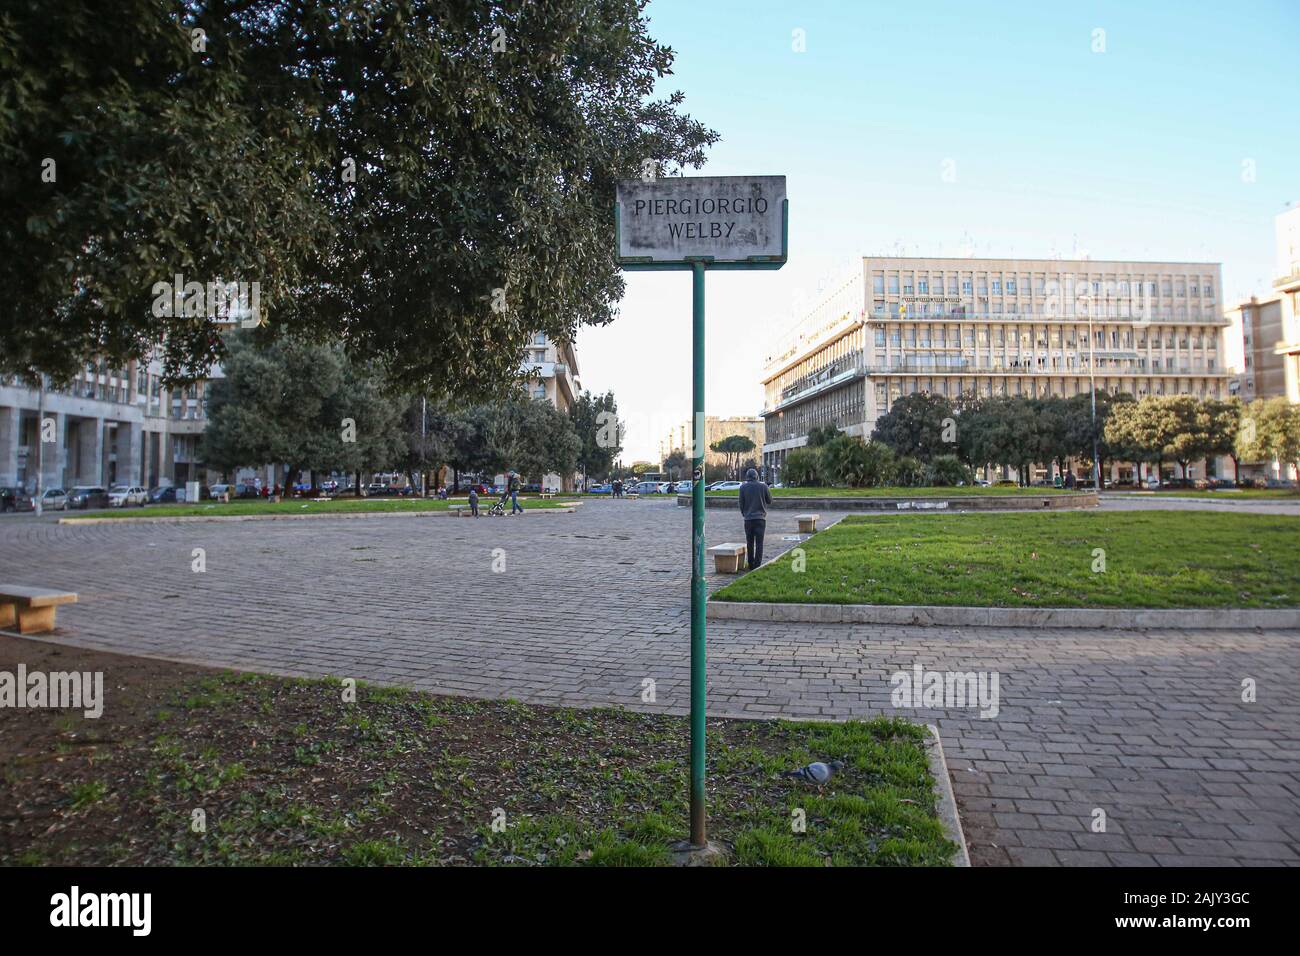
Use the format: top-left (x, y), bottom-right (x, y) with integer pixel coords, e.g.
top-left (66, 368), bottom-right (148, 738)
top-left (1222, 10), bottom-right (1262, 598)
top-left (0, 585), bottom-right (78, 635)
top-left (708, 543), bottom-right (747, 574)
top-left (625, 493), bottom-right (639, 500)
top-left (796, 513), bottom-right (821, 534)
top-left (538, 492), bottom-right (555, 499)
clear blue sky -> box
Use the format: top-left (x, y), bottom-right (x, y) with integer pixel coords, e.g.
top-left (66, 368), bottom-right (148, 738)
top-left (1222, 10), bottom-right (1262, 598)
top-left (577, 0), bottom-right (1300, 462)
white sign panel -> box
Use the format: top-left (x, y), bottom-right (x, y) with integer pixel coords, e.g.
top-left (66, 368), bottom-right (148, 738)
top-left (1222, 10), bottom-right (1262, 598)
top-left (617, 175), bottom-right (786, 266)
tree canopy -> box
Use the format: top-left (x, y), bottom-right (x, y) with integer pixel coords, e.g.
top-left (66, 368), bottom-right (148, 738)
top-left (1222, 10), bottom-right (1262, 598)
top-left (1, 0), bottom-right (717, 391)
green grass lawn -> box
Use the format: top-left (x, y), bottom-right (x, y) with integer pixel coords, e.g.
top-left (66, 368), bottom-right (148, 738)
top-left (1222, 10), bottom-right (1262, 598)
top-left (713, 511), bottom-right (1300, 609)
top-left (709, 485), bottom-right (1073, 497)
top-left (68, 496), bottom-right (576, 519)
top-left (1, 655), bottom-right (956, 867)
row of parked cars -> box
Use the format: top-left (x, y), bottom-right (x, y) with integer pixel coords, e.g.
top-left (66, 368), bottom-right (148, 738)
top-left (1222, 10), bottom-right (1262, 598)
top-left (0, 483), bottom-right (220, 512)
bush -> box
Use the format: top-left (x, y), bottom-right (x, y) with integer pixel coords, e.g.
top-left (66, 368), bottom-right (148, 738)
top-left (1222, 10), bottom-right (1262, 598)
top-left (820, 435), bottom-right (896, 488)
top-left (892, 455), bottom-right (926, 487)
top-left (782, 447), bottom-right (824, 487)
top-left (926, 455), bottom-right (973, 487)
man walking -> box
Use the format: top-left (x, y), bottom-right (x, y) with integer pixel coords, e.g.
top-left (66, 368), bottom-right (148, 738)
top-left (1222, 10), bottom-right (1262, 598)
top-left (508, 471), bottom-right (524, 515)
top-left (737, 467), bottom-right (771, 572)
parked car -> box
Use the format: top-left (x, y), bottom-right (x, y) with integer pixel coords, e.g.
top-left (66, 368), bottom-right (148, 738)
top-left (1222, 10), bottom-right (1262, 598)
top-left (108, 485), bottom-right (149, 507)
top-left (366, 482), bottom-right (388, 496)
top-left (391, 485), bottom-right (418, 497)
top-left (67, 486), bottom-right (110, 509)
top-left (149, 486), bottom-right (179, 504)
top-left (0, 486), bottom-right (34, 512)
top-left (38, 488), bottom-right (68, 511)
top-left (672, 480), bottom-right (693, 493)
top-left (587, 483), bottom-right (612, 494)
top-left (711, 480), bottom-right (743, 492)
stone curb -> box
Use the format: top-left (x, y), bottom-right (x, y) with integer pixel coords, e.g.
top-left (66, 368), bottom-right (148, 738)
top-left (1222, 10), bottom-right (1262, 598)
top-left (684, 492), bottom-right (1098, 512)
top-left (706, 599), bottom-right (1300, 630)
top-left (1104, 493), bottom-right (1300, 505)
top-left (926, 724), bottom-right (970, 867)
top-left (59, 505), bottom-right (578, 526)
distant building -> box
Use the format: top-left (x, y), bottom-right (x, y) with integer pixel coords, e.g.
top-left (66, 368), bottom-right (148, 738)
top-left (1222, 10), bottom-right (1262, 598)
top-left (660, 416), bottom-right (764, 476)
top-left (761, 256), bottom-right (1231, 482)
top-left (1, 357), bottom-right (213, 493)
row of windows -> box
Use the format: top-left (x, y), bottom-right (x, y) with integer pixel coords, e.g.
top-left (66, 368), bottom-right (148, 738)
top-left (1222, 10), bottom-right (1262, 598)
top-left (872, 326), bottom-right (1219, 350)
top-left (874, 354), bottom-right (1217, 373)
top-left (872, 273), bottom-right (1216, 299)
top-left (765, 328), bottom-right (864, 405)
top-left (872, 301), bottom-right (1219, 320)
top-left (765, 382), bottom-right (865, 443)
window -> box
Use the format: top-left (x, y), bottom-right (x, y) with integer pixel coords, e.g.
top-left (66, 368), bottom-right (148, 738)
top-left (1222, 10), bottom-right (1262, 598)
top-left (872, 275), bottom-right (884, 294)
top-left (533, 333), bottom-right (546, 345)
top-left (992, 279), bottom-right (1002, 294)
top-left (1006, 279), bottom-right (1016, 294)
top-left (918, 278), bottom-right (928, 294)
top-left (887, 275), bottom-right (899, 294)
top-left (961, 279), bottom-right (972, 294)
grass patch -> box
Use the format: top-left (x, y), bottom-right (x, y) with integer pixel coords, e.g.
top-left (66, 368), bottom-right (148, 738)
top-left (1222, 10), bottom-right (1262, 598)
top-left (713, 510), bottom-right (1300, 609)
top-left (709, 486), bottom-right (1073, 498)
top-left (0, 655), bottom-right (954, 867)
top-left (72, 496), bottom-right (575, 519)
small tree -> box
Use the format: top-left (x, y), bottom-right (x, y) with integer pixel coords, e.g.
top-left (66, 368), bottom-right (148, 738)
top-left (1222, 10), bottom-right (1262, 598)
top-left (709, 434), bottom-right (757, 478)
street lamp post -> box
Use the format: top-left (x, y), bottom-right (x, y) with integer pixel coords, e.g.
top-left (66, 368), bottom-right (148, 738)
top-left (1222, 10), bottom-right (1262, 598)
top-left (1086, 307), bottom-right (1101, 491)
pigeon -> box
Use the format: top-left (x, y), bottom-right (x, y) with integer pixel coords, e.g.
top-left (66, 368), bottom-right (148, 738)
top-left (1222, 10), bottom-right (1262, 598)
top-left (783, 760), bottom-right (845, 785)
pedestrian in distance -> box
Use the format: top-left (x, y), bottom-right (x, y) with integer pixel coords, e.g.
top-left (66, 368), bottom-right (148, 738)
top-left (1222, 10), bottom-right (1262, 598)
top-left (738, 467), bottom-right (772, 572)
top-left (508, 471), bottom-right (524, 515)
top-left (468, 486), bottom-right (479, 517)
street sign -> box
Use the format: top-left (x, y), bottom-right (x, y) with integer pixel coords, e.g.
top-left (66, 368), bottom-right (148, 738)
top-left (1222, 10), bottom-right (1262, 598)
top-left (615, 173), bottom-right (787, 853)
top-left (616, 175), bottom-right (787, 270)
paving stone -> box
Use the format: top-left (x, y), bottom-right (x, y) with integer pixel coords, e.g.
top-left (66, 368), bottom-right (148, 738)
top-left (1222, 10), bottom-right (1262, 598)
top-left (2, 500), bottom-right (1297, 869)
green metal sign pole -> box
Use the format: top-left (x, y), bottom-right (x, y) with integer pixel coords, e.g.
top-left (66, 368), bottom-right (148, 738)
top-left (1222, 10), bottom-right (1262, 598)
top-left (689, 258), bottom-right (708, 847)
top-left (613, 176), bottom-right (787, 853)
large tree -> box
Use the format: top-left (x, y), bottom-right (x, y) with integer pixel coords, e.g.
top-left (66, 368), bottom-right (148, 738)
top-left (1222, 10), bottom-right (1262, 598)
top-left (201, 334), bottom-right (406, 488)
top-left (569, 390), bottom-right (622, 486)
top-left (870, 392), bottom-right (955, 462)
top-left (1, 0), bottom-right (717, 392)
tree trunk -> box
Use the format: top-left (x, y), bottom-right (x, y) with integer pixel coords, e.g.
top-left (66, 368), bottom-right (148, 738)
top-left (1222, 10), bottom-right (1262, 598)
top-left (354, 471), bottom-right (362, 496)
top-left (1231, 455), bottom-right (1240, 485)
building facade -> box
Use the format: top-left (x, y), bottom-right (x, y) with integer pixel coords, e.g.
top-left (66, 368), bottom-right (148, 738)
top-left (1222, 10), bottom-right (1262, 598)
top-left (762, 256), bottom-right (1231, 479)
top-left (1, 358), bottom-right (212, 493)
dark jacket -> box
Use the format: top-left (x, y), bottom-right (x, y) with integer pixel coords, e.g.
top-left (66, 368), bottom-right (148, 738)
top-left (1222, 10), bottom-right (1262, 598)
top-left (738, 479), bottom-right (771, 521)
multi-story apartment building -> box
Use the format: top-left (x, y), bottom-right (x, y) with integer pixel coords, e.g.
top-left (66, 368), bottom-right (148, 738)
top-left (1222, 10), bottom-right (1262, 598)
top-left (522, 333), bottom-right (580, 414)
top-left (0, 357), bottom-right (212, 493)
top-left (659, 416), bottom-right (765, 476)
top-left (762, 256), bottom-right (1231, 480)
top-left (1265, 204), bottom-right (1300, 404)
top-left (1228, 295), bottom-right (1287, 403)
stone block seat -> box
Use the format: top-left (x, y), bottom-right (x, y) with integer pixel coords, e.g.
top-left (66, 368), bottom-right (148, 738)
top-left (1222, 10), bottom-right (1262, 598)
top-left (0, 585), bottom-right (78, 635)
top-left (796, 513), bottom-right (820, 534)
top-left (707, 543), bottom-right (747, 574)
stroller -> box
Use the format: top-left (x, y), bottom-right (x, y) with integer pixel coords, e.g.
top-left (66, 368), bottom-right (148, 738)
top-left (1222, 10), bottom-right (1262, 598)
top-left (486, 492), bottom-right (507, 517)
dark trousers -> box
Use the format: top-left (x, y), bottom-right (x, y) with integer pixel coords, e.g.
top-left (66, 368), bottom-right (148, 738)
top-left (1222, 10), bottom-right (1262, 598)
top-left (470, 500), bottom-right (478, 516)
top-left (743, 518), bottom-right (766, 570)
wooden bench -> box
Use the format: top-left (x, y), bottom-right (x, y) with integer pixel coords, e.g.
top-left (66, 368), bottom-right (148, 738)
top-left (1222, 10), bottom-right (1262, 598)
top-left (796, 513), bottom-right (821, 534)
top-left (0, 585), bottom-right (78, 635)
top-left (707, 543), bottom-right (747, 574)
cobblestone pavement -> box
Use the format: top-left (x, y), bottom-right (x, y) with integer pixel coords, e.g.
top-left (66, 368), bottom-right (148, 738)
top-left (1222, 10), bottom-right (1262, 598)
top-left (1, 498), bottom-right (1297, 866)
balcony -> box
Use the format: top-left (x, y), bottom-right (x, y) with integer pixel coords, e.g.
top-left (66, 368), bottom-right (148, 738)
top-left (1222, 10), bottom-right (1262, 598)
top-left (868, 311), bottom-right (1230, 326)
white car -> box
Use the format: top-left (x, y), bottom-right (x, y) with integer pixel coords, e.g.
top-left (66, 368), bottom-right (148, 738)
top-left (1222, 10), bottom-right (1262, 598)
top-left (711, 481), bottom-right (743, 492)
top-left (108, 485), bottom-right (148, 507)
top-left (38, 488), bottom-right (69, 510)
